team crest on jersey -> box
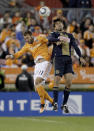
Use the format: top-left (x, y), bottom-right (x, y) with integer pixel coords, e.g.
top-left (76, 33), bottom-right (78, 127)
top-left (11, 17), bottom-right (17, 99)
top-left (60, 33), bottom-right (68, 38)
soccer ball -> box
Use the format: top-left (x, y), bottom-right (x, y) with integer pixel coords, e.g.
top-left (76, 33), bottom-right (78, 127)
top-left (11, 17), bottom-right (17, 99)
top-left (39, 6), bottom-right (51, 17)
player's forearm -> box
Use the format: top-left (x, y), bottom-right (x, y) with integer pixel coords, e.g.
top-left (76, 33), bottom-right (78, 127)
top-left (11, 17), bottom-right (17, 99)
top-left (71, 39), bottom-right (81, 57)
top-left (74, 46), bottom-right (81, 57)
top-left (14, 51), bottom-right (23, 59)
top-left (9, 51), bottom-right (23, 59)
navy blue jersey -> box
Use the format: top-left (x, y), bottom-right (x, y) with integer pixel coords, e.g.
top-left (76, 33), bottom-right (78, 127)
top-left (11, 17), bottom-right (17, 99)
top-left (48, 31), bottom-right (81, 58)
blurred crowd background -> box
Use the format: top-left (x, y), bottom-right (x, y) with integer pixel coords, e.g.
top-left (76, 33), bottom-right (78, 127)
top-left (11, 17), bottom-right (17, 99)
top-left (0, 0), bottom-right (94, 68)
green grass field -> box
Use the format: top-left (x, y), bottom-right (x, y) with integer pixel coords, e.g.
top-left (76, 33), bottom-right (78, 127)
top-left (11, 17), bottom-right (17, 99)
top-left (0, 117), bottom-right (94, 131)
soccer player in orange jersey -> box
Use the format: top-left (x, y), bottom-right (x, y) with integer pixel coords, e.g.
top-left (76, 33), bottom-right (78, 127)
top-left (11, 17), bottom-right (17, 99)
top-left (6, 31), bottom-right (55, 113)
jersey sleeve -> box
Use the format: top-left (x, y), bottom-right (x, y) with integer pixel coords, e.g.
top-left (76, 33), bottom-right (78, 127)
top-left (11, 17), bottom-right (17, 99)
top-left (42, 36), bottom-right (48, 43)
top-left (36, 34), bottom-right (48, 44)
top-left (70, 34), bottom-right (81, 57)
top-left (47, 32), bottom-right (60, 42)
top-left (14, 44), bottom-right (29, 59)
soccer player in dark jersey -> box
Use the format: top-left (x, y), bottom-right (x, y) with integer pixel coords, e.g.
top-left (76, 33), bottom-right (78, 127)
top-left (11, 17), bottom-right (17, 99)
top-left (48, 19), bottom-right (86, 113)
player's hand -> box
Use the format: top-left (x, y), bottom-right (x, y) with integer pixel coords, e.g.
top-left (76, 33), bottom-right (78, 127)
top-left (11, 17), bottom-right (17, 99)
top-left (58, 36), bottom-right (70, 43)
top-left (80, 57), bottom-right (86, 65)
top-left (56, 41), bottom-right (61, 45)
top-left (6, 55), bottom-right (14, 59)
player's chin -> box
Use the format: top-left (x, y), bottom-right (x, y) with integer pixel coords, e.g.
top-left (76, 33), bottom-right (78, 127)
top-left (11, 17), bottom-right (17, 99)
top-left (25, 40), bottom-right (29, 43)
top-left (28, 41), bottom-right (33, 44)
top-left (26, 40), bottom-right (31, 43)
top-left (59, 28), bottom-right (62, 31)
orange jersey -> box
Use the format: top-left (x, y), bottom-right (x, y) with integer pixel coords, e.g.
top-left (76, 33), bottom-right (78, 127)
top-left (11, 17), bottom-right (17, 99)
top-left (14, 34), bottom-right (50, 62)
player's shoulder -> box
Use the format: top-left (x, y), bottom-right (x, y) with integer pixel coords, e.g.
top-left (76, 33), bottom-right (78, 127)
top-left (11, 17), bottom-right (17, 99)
top-left (50, 31), bottom-right (59, 37)
top-left (50, 31), bottom-right (58, 34)
top-left (35, 34), bottom-right (48, 43)
top-left (38, 34), bottom-right (46, 37)
top-left (64, 32), bottom-right (73, 38)
top-left (36, 34), bottom-right (47, 40)
top-left (24, 42), bottom-right (31, 48)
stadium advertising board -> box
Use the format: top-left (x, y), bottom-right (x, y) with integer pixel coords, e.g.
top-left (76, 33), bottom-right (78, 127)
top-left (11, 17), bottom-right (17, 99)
top-left (2, 67), bottom-right (94, 84)
top-left (0, 92), bottom-right (94, 116)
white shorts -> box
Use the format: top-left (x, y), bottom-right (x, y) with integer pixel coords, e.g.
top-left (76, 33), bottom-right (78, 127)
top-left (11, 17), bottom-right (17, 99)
top-left (34, 61), bottom-right (52, 85)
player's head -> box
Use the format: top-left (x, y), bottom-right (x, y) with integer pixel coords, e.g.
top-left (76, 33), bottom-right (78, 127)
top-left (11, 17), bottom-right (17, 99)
top-left (53, 19), bottom-right (64, 31)
top-left (24, 31), bottom-right (34, 44)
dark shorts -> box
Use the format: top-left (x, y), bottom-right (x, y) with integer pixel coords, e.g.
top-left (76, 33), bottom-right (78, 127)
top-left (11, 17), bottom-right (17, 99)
top-left (54, 56), bottom-right (74, 77)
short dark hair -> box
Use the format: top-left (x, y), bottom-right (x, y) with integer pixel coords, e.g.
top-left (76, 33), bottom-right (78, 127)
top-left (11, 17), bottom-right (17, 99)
top-left (24, 31), bottom-right (32, 36)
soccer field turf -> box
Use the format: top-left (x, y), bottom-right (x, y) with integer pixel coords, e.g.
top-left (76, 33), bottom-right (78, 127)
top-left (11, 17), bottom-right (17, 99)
top-left (0, 117), bottom-right (94, 131)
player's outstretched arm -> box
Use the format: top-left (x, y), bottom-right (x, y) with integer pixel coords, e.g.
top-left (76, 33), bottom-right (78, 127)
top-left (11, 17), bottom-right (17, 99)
top-left (6, 44), bottom-right (28, 60)
top-left (71, 34), bottom-right (82, 58)
top-left (70, 34), bottom-right (86, 65)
